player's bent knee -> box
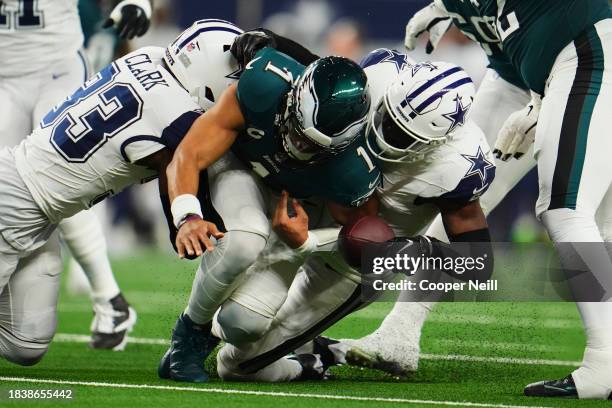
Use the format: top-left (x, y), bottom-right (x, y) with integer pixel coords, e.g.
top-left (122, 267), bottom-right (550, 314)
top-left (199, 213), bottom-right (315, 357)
top-left (209, 231), bottom-right (267, 284)
top-left (1, 342), bottom-right (49, 366)
top-left (216, 300), bottom-right (272, 346)
top-left (224, 231), bottom-right (266, 269)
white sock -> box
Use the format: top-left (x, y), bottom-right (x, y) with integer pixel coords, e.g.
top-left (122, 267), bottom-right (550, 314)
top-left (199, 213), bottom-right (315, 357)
top-left (375, 301), bottom-right (434, 344)
top-left (542, 208), bottom-right (612, 398)
top-left (59, 210), bottom-right (120, 303)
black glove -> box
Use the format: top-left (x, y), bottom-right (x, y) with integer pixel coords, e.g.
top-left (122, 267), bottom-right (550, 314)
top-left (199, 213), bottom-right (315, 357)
top-left (230, 28), bottom-right (278, 69)
top-left (103, 1), bottom-right (151, 40)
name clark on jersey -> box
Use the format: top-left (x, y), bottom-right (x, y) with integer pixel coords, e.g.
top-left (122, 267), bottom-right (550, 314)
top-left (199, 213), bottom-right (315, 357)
top-left (125, 54), bottom-right (169, 91)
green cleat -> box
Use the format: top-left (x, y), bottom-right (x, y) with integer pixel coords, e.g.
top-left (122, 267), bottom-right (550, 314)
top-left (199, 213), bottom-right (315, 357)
top-left (158, 313), bottom-right (219, 383)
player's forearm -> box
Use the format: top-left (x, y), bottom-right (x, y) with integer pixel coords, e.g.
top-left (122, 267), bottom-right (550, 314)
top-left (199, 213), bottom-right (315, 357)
top-left (166, 150), bottom-right (201, 201)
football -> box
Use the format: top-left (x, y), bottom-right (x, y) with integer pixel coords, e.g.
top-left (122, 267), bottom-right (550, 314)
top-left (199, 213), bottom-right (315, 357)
top-left (338, 215), bottom-right (395, 267)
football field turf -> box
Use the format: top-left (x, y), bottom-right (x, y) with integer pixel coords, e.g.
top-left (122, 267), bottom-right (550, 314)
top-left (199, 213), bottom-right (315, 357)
top-left (0, 252), bottom-right (607, 408)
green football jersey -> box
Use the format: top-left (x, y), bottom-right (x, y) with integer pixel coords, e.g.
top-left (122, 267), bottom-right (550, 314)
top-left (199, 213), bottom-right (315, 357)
top-left (481, 0), bottom-right (610, 94)
top-left (233, 47), bottom-right (380, 207)
top-left (439, 0), bottom-right (527, 89)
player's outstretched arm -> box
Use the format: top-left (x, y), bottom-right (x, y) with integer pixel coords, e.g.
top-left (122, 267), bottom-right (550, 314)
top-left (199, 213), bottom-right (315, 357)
top-left (167, 83), bottom-right (244, 258)
top-left (438, 198), bottom-right (493, 281)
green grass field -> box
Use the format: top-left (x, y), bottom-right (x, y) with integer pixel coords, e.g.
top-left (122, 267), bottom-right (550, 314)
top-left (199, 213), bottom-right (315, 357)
top-left (0, 251), bottom-right (607, 408)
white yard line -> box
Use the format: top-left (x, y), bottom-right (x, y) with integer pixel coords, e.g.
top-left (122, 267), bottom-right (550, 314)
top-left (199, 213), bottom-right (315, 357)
top-left (53, 333), bottom-right (581, 367)
top-left (421, 354), bottom-right (580, 367)
top-left (0, 376), bottom-right (553, 408)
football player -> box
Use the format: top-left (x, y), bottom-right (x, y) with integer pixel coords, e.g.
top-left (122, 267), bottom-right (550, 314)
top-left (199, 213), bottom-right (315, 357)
top-left (0, 19), bottom-right (241, 366)
top-left (197, 43), bottom-right (495, 383)
top-left (359, 0), bottom-right (612, 400)
top-left (157, 30), bottom-right (380, 383)
top-left (344, 0), bottom-right (533, 376)
top-left (0, 0), bottom-right (151, 349)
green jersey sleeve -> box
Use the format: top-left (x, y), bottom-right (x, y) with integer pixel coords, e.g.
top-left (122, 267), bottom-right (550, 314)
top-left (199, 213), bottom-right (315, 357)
top-left (440, 0), bottom-right (527, 89)
top-left (489, 0), bottom-right (610, 94)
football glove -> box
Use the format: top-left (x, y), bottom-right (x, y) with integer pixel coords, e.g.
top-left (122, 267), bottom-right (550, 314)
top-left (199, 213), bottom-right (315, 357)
top-left (230, 28), bottom-right (277, 69)
top-left (405, 2), bottom-right (452, 54)
top-left (103, 0), bottom-right (152, 40)
top-left (493, 92), bottom-right (542, 161)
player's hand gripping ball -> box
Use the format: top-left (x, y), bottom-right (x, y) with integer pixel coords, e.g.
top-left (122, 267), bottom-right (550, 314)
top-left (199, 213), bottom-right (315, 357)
top-left (338, 215), bottom-right (395, 268)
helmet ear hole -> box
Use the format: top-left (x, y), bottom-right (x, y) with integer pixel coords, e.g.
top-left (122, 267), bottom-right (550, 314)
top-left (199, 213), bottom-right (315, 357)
top-left (205, 87), bottom-right (215, 103)
top-left (223, 44), bottom-right (231, 52)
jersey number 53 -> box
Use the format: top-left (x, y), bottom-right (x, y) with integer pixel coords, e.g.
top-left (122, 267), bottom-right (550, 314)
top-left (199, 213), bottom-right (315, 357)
top-left (40, 63), bottom-right (143, 163)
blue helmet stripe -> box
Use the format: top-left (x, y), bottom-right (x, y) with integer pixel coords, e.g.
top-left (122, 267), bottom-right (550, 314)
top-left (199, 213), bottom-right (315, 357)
top-left (177, 26), bottom-right (243, 52)
top-left (408, 77), bottom-right (473, 118)
top-left (405, 66), bottom-right (463, 101)
top-left (193, 19), bottom-right (237, 25)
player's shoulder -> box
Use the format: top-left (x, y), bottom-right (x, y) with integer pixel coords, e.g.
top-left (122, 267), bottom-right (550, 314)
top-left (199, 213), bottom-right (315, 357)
top-left (361, 48), bottom-right (415, 107)
top-left (409, 122), bottom-right (494, 204)
top-left (237, 47), bottom-right (304, 122)
top-left (319, 136), bottom-right (381, 207)
top-left (116, 46), bottom-right (196, 105)
top-left (361, 48), bottom-right (414, 74)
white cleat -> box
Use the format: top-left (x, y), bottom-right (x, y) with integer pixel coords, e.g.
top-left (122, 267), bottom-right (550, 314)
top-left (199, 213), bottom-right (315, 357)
top-left (340, 332), bottom-right (420, 376)
top-left (89, 293), bottom-right (137, 351)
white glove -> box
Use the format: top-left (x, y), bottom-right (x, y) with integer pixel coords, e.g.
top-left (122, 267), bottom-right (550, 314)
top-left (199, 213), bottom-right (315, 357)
top-left (405, 2), bottom-right (452, 54)
top-left (493, 92), bottom-right (542, 161)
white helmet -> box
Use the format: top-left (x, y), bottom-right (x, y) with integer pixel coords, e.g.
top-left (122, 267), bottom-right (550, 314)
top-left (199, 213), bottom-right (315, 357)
top-left (164, 19), bottom-right (243, 110)
top-left (367, 61), bottom-right (475, 162)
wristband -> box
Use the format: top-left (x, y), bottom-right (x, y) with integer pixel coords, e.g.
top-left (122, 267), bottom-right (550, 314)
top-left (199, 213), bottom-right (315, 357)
top-left (294, 231), bottom-right (319, 256)
top-left (177, 213), bottom-right (202, 229)
top-left (171, 194), bottom-right (203, 229)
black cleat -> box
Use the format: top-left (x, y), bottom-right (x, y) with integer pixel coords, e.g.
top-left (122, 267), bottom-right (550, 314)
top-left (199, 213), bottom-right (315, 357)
top-left (158, 313), bottom-right (219, 383)
top-left (524, 374), bottom-right (578, 398)
top-left (89, 293), bottom-right (137, 351)
top-left (312, 336), bottom-right (341, 368)
top-left (290, 354), bottom-right (329, 381)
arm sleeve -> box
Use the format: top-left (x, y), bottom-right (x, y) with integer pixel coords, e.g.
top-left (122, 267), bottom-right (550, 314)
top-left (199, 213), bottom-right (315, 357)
top-left (266, 29), bottom-right (319, 65)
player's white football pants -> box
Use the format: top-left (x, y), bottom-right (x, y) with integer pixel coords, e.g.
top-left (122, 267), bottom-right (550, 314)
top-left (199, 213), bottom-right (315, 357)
top-left (535, 19), bottom-right (612, 399)
top-left (0, 148), bottom-right (61, 366)
top-left (184, 152), bottom-right (334, 327)
top-left (0, 49), bottom-right (120, 303)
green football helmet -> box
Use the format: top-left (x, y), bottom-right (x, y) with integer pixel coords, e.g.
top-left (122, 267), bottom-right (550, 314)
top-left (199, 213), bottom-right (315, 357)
top-left (280, 56), bottom-right (370, 162)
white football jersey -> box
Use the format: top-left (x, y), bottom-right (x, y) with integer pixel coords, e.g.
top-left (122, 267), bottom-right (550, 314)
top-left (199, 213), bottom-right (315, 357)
top-left (361, 48), bottom-right (496, 236)
top-left (14, 46), bottom-right (202, 223)
top-left (0, 0), bottom-right (84, 77)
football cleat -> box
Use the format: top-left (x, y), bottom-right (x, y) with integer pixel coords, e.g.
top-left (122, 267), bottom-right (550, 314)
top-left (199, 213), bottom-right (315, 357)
top-left (524, 374), bottom-right (578, 398)
top-left (312, 336), bottom-right (343, 368)
top-left (290, 354), bottom-right (330, 381)
top-left (89, 293), bottom-right (137, 351)
top-left (158, 313), bottom-right (219, 383)
top-left (340, 333), bottom-right (419, 376)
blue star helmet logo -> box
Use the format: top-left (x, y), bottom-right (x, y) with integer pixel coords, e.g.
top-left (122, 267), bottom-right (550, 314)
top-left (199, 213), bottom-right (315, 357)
top-left (461, 146), bottom-right (495, 185)
top-left (410, 61), bottom-right (438, 76)
top-left (226, 66), bottom-right (243, 80)
top-left (380, 49), bottom-right (409, 72)
top-left (442, 94), bottom-right (471, 134)
top-left (360, 48), bottom-right (409, 72)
